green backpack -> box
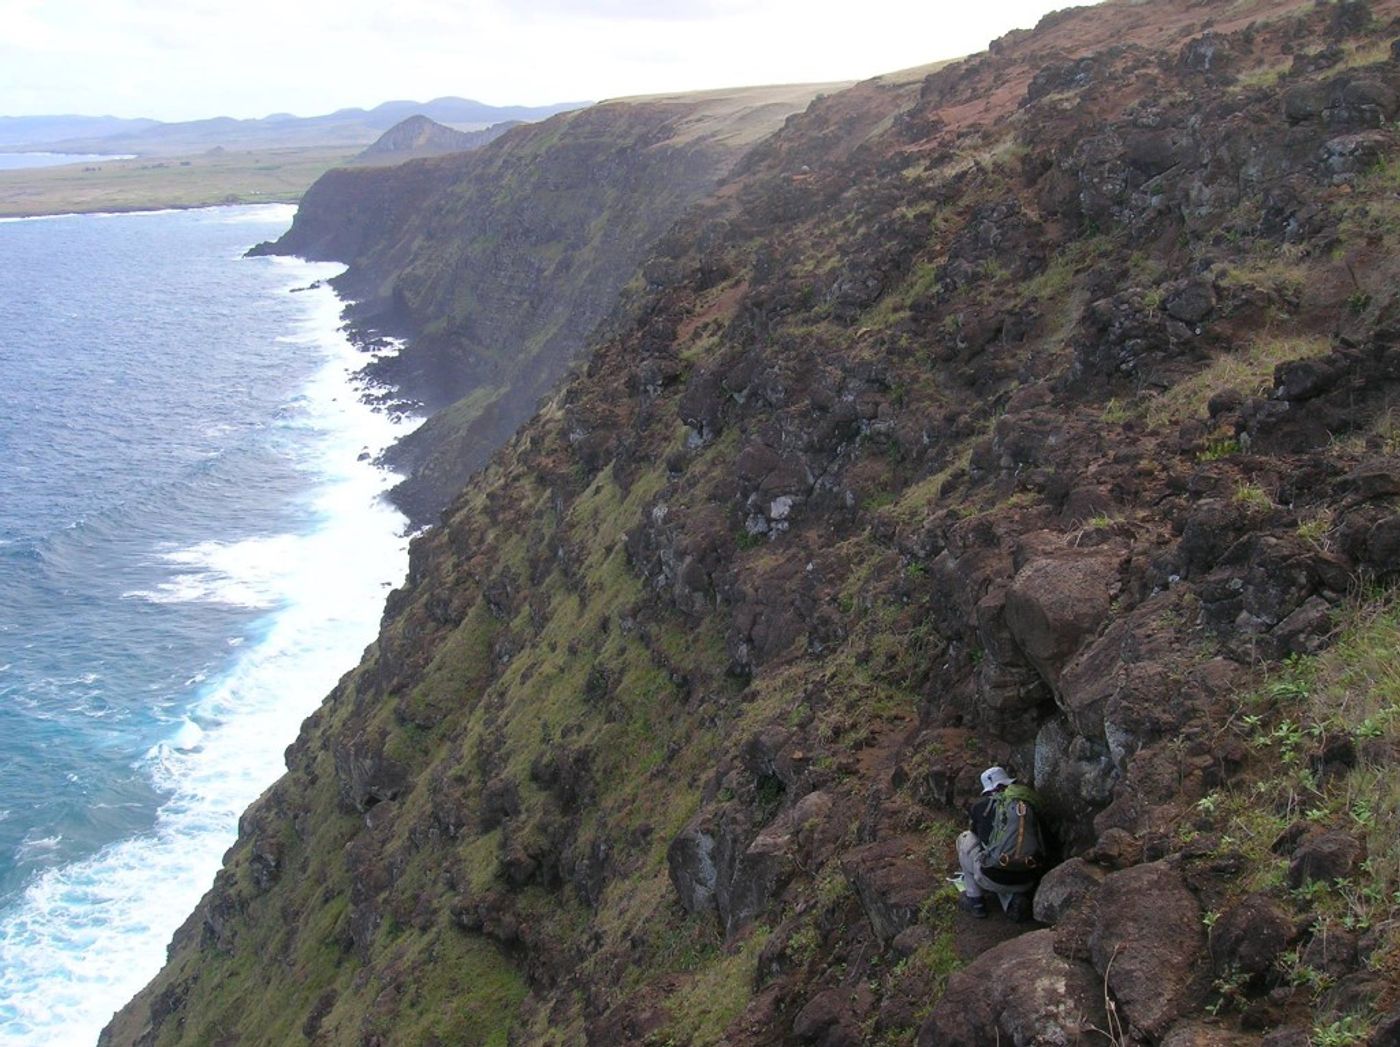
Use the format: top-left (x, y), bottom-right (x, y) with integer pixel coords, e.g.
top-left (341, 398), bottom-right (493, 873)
top-left (982, 785), bottom-right (1045, 874)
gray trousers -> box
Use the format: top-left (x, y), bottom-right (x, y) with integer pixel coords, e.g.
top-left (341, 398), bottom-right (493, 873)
top-left (957, 830), bottom-right (1033, 901)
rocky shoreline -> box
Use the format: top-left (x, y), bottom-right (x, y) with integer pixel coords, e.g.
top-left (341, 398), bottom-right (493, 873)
top-left (251, 87), bottom-right (838, 529)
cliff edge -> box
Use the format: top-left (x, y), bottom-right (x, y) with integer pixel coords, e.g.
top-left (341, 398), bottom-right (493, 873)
top-left (255, 84), bottom-right (846, 527)
top-left (109, 1), bottom-right (1400, 1043)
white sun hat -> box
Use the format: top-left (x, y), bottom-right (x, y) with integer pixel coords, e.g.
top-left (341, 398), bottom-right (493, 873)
top-left (980, 766), bottom-right (1016, 794)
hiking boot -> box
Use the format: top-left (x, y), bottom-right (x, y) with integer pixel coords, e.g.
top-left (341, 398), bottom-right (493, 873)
top-left (957, 894), bottom-right (988, 919)
top-left (1007, 892), bottom-right (1033, 924)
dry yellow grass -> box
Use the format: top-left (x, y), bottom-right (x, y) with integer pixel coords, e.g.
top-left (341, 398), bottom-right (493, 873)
top-left (0, 146), bottom-right (360, 218)
top-left (602, 82), bottom-right (852, 148)
top-left (1142, 334), bottom-right (1331, 429)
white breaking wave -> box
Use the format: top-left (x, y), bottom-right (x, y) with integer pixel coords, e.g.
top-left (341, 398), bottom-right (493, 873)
top-left (0, 205), bottom-right (294, 231)
top-left (0, 256), bottom-right (418, 1046)
top-left (212, 204), bottom-right (297, 226)
top-left (123, 533), bottom-right (308, 609)
top-left (11, 834), bottom-right (62, 866)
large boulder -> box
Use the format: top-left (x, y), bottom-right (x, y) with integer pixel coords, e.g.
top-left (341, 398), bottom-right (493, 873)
top-left (841, 836), bottom-right (939, 944)
top-left (916, 929), bottom-right (1107, 1046)
top-left (1005, 552), bottom-right (1121, 691)
top-left (1034, 715), bottom-right (1118, 848)
top-left (669, 793), bottom-right (848, 937)
top-left (1210, 893), bottom-right (1296, 979)
top-left (792, 987), bottom-right (863, 1046)
top-left (1055, 596), bottom-right (1238, 774)
top-left (1088, 861), bottom-right (1206, 1039)
top-left (1032, 857), bottom-right (1107, 926)
top-left (668, 820), bottom-right (722, 917)
top-left (1164, 279), bottom-right (1217, 325)
top-left (1370, 1008), bottom-right (1400, 1047)
top-left (727, 792), bottom-right (846, 936)
top-left (975, 588), bottom-right (1054, 740)
top-left (1288, 829), bottom-right (1364, 888)
top-left (1161, 1023), bottom-right (1261, 1046)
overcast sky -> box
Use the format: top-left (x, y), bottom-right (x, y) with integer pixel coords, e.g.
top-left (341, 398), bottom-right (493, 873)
top-left (3, 0), bottom-right (1090, 121)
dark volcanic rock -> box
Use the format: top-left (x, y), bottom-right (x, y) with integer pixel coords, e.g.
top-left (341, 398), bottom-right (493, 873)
top-left (1032, 856), bottom-right (1107, 926)
top-left (1034, 716), bottom-right (1117, 847)
top-left (1370, 1008), bottom-right (1400, 1047)
top-left (1263, 1030), bottom-right (1313, 1047)
top-left (1165, 279), bottom-right (1217, 324)
top-left (1161, 1023), bottom-right (1260, 1046)
top-left (333, 733), bottom-right (410, 812)
top-left (100, 4), bottom-right (1400, 1044)
top-left (1178, 32), bottom-right (1236, 81)
top-left (792, 988), bottom-right (861, 1045)
top-left (1210, 894), bottom-right (1296, 979)
top-left (1004, 551), bottom-right (1120, 690)
top-left (916, 930), bottom-right (1108, 1046)
top-left (1025, 56), bottom-right (1098, 103)
top-left (841, 837), bottom-right (939, 944)
top-left (1288, 830), bottom-right (1364, 888)
top-left (670, 791), bottom-right (846, 938)
top-left (1364, 513), bottom-right (1400, 575)
top-left (1089, 861), bottom-right (1206, 1039)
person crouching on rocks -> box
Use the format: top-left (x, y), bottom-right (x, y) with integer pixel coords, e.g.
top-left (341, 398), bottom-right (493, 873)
top-left (955, 765), bottom-right (1045, 922)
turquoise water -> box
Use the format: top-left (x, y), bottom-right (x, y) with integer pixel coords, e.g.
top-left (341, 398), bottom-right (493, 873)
top-left (0, 205), bottom-right (414, 1043)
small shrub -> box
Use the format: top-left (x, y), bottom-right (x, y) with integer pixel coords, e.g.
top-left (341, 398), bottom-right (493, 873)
top-left (755, 773), bottom-right (786, 814)
top-left (1297, 510), bottom-right (1335, 549)
top-left (1101, 397), bottom-right (1135, 423)
top-left (1233, 482), bottom-right (1272, 508)
top-left (1235, 60), bottom-right (1290, 88)
top-left (1312, 1015), bottom-right (1372, 1046)
top-left (1199, 436), bottom-right (1241, 462)
top-left (862, 490), bottom-right (898, 512)
top-left (736, 529), bottom-right (764, 551)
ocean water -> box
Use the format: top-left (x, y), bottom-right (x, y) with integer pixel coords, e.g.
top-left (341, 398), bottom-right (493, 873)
top-left (0, 205), bottom-right (415, 1044)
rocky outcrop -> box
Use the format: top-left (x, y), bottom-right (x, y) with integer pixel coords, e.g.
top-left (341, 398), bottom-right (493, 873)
top-left (1210, 894), bottom-right (1297, 982)
top-left (260, 86), bottom-right (833, 527)
top-left (916, 930), bottom-right (1108, 1045)
top-left (1004, 547), bottom-right (1121, 691)
top-left (1090, 861), bottom-right (1206, 1039)
top-left (842, 837), bottom-right (940, 944)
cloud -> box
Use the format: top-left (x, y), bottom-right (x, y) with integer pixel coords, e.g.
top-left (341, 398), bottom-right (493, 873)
top-left (0, 0), bottom-right (1094, 121)
top-left (511, 0), bottom-right (758, 21)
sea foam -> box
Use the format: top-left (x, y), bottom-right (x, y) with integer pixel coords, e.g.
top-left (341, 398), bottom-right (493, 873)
top-left (0, 255), bottom-right (416, 1045)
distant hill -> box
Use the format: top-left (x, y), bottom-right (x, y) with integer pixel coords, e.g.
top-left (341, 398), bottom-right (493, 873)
top-left (355, 116), bottom-right (521, 163)
top-left (6, 98), bottom-right (587, 156)
top-left (0, 115), bottom-right (159, 149)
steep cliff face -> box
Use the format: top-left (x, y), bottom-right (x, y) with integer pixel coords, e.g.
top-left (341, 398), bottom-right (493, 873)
top-left (109, 1), bottom-right (1400, 1044)
top-left (258, 86), bottom-right (841, 526)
